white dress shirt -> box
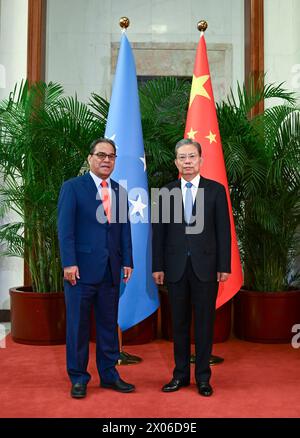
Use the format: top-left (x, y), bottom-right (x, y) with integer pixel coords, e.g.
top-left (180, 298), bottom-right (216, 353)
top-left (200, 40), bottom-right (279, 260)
top-left (181, 174), bottom-right (200, 209)
top-left (89, 171), bottom-right (111, 203)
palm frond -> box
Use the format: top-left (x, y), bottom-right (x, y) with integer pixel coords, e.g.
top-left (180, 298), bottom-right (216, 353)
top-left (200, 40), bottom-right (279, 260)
top-left (0, 81), bottom-right (103, 291)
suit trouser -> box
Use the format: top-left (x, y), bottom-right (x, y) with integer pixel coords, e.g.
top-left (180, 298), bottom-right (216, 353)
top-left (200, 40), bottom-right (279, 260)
top-left (167, 256), bottom-right (218, 383)
top-left (64, 263), bottom-right (120, 385)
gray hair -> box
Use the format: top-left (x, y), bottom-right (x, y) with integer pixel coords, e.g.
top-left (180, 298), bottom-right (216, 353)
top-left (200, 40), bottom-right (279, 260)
top-left (175, 138), bottom-right (202, 157)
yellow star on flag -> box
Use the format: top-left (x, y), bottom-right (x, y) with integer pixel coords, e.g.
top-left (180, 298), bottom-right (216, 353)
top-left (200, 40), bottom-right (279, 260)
top-left (189, 74), bottom-right (211, 107)
top-left (187, 128), bottom-right (198, 140)
top-left (205, 131), bottom-right (217, 144)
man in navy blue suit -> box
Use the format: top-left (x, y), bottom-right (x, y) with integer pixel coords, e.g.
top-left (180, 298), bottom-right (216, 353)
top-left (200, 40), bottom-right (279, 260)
top-left (58, 138), bottom-right (135, 398)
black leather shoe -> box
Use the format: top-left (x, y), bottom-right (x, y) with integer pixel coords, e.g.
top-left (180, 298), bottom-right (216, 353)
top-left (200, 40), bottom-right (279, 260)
top-left (71, 383), bottom-right (87, 398)
top-left (100, 378), bottom-right (135, 393)
top-left (197, 382), bottom-right (213, 397)
top-left (162, 378), bottom-right (190, 392)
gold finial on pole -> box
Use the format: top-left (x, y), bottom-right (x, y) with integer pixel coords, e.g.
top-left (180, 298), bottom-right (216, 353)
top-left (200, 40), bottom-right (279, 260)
top-left (119, 17), bottom-right (130, 30)
top-left (197, 20), bottom-right (208, 32)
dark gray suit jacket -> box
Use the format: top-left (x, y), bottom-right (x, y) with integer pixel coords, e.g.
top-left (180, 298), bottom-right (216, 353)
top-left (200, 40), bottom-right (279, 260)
top-left (152, 176), bottom-right (231, 283)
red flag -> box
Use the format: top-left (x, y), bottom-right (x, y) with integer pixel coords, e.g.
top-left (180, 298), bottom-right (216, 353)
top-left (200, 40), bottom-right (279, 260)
top-left (184, 33), bottom-right (243, 308)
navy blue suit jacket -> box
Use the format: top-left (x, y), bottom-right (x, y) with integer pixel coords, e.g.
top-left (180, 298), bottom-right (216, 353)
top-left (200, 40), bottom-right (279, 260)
top-left (57, 172), bottom-right (133, 285)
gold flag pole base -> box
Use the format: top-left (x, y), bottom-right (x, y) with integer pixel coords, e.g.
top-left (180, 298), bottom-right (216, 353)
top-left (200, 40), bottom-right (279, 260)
top-left (190, 354), bottom-right (224, 366)
top-left (117, 326), bottom-right (142, 365)
top-left (118, 350), bottom-right (143, 365)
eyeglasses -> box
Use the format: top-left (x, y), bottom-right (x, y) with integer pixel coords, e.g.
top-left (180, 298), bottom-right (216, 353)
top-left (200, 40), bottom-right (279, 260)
top-left (91, 152), bottom-right (117, 161)
top-left (177, 153), bottom-right (199, 162)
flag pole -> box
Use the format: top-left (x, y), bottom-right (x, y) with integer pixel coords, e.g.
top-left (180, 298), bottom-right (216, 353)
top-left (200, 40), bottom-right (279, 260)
top-left (115, 17), bottom-right (142, 365)
top-left (189, 20), bottom-right (224, 367)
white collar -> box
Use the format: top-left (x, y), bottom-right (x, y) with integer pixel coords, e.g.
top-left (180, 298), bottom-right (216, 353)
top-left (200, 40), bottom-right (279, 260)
top-left (89, 171), bottom-right (110, 188)
top-left (181, 174), bottom-right (200, 188)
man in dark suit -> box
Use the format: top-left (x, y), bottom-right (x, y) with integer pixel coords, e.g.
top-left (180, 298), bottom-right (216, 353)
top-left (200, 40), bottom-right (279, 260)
top-left (58, 138), bottom-right (135, 398)
top-left (152, 138), bottom-right (231, 396)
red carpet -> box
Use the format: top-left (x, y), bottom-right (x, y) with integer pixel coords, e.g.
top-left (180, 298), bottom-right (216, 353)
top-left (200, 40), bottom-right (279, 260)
top-left (1, 335), bottom-right (300, 418)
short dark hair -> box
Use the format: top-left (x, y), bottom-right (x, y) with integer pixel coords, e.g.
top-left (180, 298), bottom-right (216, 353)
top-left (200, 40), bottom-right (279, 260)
top-left (175, 138), bottom-right (202, 157)
top-left (89, 137), bottom-right (116, 155)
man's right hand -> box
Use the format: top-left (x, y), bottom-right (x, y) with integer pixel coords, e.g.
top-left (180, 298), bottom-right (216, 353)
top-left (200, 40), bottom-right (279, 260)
top-left (152, 271), bottom-right (164, 286)
top-left (64, 266), bottom-right (80, 286)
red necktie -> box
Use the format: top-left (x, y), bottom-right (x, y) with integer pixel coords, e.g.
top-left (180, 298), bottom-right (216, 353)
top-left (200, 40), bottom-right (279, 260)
top-left (101, 180), bottom-right (111, 223)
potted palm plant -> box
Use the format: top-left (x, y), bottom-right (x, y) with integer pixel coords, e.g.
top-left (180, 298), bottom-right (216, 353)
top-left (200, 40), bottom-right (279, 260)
top-left (0, 81), bottom-right (103, 344)
top-left (217, 79), bottom-right (300, 343)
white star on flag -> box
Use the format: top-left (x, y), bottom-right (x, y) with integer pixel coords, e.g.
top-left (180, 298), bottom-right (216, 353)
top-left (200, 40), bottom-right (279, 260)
top-left (139, 154), bottom-right (146, 171)
top-left (129, 194), bottom-right (147, 218)
top-left (109, 133), bottom-right (118, 149)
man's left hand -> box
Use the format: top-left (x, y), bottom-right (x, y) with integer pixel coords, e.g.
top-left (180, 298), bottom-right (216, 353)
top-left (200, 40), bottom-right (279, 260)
top-left (123, 267), bottom-right (133, 283)
top-left (217, 272), bottom-right (230, 282)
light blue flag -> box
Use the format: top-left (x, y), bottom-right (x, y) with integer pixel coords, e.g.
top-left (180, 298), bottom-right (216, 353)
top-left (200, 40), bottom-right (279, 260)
top-left (105, 33), bottom-right (159, 331)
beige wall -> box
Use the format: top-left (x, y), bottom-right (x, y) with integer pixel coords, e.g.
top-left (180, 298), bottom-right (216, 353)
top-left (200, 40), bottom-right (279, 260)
top-left (46, 0), bottom-right (245, 102)
top-left (0, 0), bottom-right (28, 100)
top-left (0, 0), bottom-right (27, 310)
top-left (265, 0), bottom-right (300, 105)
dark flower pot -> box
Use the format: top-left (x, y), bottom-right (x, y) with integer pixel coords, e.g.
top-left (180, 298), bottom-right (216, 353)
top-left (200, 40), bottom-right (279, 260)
top-left (234, 289), bottom-right (300, 343)
top-left (9, 286), bottom-right (66, 345)
top-left (159, 286), bottom-right (232, 343)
